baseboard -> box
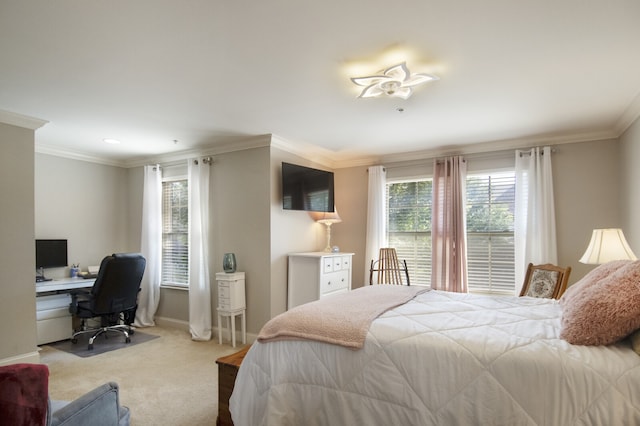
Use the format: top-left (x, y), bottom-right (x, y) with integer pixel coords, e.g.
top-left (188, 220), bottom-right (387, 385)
top-left (0, 350), bottom-right (41, 366)
top-left (154, 316), bottom-right (190, 332)
top-left (153, 317), bottom-right (258, 344)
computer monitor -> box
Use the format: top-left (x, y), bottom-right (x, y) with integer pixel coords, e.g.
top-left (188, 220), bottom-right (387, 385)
top-left (35, 239), bottom-right (68, 280)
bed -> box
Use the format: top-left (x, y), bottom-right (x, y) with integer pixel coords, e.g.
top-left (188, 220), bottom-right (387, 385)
top-left (230, 265), bottom-right (640, 425)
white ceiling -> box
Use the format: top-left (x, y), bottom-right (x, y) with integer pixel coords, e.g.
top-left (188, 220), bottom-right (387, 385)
top-left (1, 0), bottom-right (639, 167)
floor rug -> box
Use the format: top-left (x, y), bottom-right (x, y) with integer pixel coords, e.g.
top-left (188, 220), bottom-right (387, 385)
top-left (47, 330), bottom-right (160, 358)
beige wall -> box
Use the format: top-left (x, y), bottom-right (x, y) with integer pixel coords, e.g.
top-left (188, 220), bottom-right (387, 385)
top-left (19, 129), bottom-right (634, 344)
top-left (552, 140), bottom-right (621, 283)
top-left (334, 139), bottom-right (621, 289)
top-left (213, 146), bottom-right (271, 333)
top-left (146, 145), bottom-right (274, 334)
top-left (620, 115), bottom-right (640, 252)
top-left (0, 122), bottom-right (38, 364)
top-left (332, 165), bottom-right (369, 288)
top-left (34, 154), bottom-right (131, 277)
top-left (269, 147), bottom-right (332, 318)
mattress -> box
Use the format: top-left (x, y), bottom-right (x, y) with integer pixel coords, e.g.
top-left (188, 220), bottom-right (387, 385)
top-left (230, 290), bottom-right (640, 425)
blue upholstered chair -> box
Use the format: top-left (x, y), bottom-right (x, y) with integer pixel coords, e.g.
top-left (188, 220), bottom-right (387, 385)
top-left (0, 363), bottom-right (130, 426)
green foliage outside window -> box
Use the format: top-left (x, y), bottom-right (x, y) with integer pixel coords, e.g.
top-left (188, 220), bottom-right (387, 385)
top-left (386, 172), bottom-right (516, 293)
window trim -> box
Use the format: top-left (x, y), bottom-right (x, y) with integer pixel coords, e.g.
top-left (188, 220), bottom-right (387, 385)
top-left (385, 168), bottom-right (516, 295)
top-left (160, 175), bottom-right (189, 289)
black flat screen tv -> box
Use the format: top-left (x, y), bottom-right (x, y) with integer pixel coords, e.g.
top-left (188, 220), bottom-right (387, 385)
top-left (35, 239), bottom-right (68, 269)
top-left (282, 162), bottom-right (334, 212)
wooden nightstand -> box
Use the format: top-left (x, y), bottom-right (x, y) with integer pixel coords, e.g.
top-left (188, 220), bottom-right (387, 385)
top-left (216, 345), bottom-right (250, 426)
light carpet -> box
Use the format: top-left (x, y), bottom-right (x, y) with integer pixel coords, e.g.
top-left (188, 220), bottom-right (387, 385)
top-left (39, 326), bottom-right (243, 426)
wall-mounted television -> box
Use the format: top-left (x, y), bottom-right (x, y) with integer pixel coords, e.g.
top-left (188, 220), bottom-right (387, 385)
top-left (282, 162), bottom-right (335, 212)
top-left (35, 239), bottom-right (68, 270)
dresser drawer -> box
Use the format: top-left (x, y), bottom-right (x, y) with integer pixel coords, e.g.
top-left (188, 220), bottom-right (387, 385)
top-left (218, 284), bottom-right (230, 299)
top-left (218, 297), bottom-right (232, 310)
top-left (216, 272), bottom-right (246, 311)
top-left (322, 257), bottom-right (334, 273)
top-left (332, 257), bottom-right (342, 271)
top-left (320, 270), bottom-right (349, 295)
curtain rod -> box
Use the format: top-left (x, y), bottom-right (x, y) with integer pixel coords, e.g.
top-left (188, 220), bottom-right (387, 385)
top-left (193, 156), bottom-right (213, 165)
top-left (381, 145), bottom-right (557, 171)
top-left (366, 166), bottom-right (386, 172)
top-left (517, 147), bottom-right (557, 157)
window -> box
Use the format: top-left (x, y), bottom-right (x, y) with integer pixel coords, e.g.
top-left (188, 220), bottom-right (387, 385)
top-left (387, 180), bottom-right (432, 285)
top-left (466, 172), bottom-right (516, 294)
top-left (161, 178), bottom-right (189, 287)
top-left (386, 170), bottom-right (516, 293)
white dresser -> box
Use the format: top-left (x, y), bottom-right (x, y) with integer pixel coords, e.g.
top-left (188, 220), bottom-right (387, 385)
top-left (287, 252), bottom-right (354, 309)
top-left (215, 271), bottom-right (246, 347)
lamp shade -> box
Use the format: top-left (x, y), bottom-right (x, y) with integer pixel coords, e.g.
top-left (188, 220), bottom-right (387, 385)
top-left (579, 228), bottom-right (637, 264)
top-left (310, 208), bottom-right (342, 224)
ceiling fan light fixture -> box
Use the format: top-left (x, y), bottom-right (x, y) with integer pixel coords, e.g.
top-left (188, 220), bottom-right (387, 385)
top-left (351, 62), bottom-right (438, 99)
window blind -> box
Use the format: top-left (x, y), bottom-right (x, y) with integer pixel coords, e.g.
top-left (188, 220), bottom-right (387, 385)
top-left (466, 172), bottom-right (516, 294)
top-left (386, 171), bottom-right (516, 293)
top-left (162, 179), bottom-right (189, 286)
top-left (387, 180), bottom-right (432, 285)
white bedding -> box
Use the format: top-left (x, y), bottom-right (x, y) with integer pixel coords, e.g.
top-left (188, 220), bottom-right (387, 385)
top-left (230, 290), bottom-right (640, 425)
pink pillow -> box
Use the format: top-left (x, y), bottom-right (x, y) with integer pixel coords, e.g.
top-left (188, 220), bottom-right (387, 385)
top-left (560, 260), bottom-right (640, 345)
top-left (559, 260), bottom-right (631, 306)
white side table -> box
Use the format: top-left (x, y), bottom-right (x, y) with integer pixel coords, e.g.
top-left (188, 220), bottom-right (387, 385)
top-left (216, 271), bottom-right (246, 347)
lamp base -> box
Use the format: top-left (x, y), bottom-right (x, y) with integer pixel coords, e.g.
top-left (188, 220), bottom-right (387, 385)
top-left (323, 223), bottom-right (333, 252)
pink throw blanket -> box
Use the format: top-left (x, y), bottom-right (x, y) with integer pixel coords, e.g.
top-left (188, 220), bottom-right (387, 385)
top-left (258, 285), bottom-right (430, 349)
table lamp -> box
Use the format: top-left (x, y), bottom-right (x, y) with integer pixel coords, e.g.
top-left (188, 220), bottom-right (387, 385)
top-left (311, 208), bottom-right (342, 252)
top-left (579, 228), bottom-right (637, 264)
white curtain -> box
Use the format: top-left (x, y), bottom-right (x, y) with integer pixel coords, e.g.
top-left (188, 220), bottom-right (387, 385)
top-left (188, 158), bottom-right (212, 341)
top-left (514, 146), bottom-right (557, 294)
top-left (431, 156), bottom-right (468, 293)
top-left (135, 165), bottom-right (162, 327)
top-left (364, 165), bottom-right (387, 285)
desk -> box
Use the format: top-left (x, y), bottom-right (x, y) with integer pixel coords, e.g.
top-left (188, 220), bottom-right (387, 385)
top-left (36, 277), bottom-right (95, 293)
top-left (36, 278), bottom-right (95, 345)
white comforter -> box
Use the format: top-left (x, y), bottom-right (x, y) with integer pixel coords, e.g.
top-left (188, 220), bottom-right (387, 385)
top-left (230, 290), bottom-right (640, 425)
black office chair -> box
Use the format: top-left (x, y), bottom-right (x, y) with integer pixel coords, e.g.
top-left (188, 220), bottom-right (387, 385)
top-left (69, 253), bottom-right (146, 350)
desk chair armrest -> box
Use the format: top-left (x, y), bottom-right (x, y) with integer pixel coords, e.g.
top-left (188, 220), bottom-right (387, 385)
top-left (50, 382), bottom-right (130, 426)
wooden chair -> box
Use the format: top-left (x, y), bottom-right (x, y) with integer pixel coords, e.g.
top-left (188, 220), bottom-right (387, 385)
top-left (519, 263), bottom-right (571, 299)
top-left (369, 248), bottom-right (410, 285)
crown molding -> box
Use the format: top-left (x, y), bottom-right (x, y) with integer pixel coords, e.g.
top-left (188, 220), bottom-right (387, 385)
top-left (0, 110), bottom-right (48, 130)
top-left (614, 90), bottom-right (640, 136)
top-left (122, 134), bottom-right (273, 168)
top-left (32, 126), bottom-right (624, 171)
top-left (270, 135), bottom-right (336, 169)
top-left (35, 134), bottom-right (274, 168)
top-left (331, 129), bottom-right (620, 169)
top-left (35, 144), bottom-right (125, 167)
